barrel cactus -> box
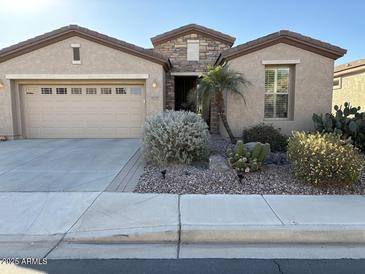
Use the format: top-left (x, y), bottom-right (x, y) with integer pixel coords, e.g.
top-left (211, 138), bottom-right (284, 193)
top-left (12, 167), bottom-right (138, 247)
top-left (251, 143), bottom-right (270, 163)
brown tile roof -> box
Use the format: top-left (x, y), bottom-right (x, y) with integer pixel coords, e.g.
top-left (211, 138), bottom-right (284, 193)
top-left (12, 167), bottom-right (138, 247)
top-left (0, 25), bottom-right (171, 70)
top-left (335, 58), bottom-right (365, 73)
top-left (216, 30), bottom-right (347, 64)
top-left (151, 24), bottom-right (236, 47)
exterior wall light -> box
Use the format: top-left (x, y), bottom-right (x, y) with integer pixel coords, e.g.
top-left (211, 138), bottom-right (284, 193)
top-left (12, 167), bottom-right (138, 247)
top-left (152, 81), bottom-right (158, 88)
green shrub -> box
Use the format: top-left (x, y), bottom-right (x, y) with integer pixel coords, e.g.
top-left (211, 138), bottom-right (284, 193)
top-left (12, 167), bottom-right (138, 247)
top-left (288, 131), bottom-right (364, 186)
top-left (312, 102), bottom-right (365, 151)
top-left (144, 111), bottom-right (209, 165)
top-left (227, 140), bottom-right (270, 173)
top-left (242, 124), bottom-right (288, 152)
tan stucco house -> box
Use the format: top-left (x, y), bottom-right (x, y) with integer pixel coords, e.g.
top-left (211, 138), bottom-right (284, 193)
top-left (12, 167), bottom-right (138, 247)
top-left (0, 24), bottom-right (346, 139)
top-left (333, 59), bottom-right (365, 111)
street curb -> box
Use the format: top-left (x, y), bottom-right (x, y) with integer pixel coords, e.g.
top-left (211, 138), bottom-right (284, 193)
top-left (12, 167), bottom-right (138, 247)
top-left (63, 226), bottom-right (179, 244)
top-left (13, 225), bottom-right (365, 245)
top-left (181, 225), bottom-right (365, 244)
top-left (3, 194), bottom-right (365, 246)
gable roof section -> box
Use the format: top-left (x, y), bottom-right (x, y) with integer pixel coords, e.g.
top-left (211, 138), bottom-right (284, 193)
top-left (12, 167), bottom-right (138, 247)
top-left (151, 24), bottom-right (236, 47)
top-left (0, 25), bottom-right (171, 70)
top-left (334, 58), bottom-right (365, 76)
top-left (216, 30), bottom-right (346, 64)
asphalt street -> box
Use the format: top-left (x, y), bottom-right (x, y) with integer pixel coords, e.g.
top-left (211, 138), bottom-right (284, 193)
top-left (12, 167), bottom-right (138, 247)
top-left (5, 259), bottom-right (365, 274)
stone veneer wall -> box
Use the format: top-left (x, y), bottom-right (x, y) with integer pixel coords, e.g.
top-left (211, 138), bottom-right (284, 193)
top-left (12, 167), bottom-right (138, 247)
top-left (153, 32), bottom-right (231, 133)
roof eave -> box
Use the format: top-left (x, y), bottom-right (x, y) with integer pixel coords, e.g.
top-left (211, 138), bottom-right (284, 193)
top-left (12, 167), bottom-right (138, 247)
top-left (0, 26), bottom-right (171, 70)
top-left (151, 25), bottom-right (236, 47)
top-left (217, 35), bottom-right (346, 64)
top-left (334, 65), bottom-right (365, 77)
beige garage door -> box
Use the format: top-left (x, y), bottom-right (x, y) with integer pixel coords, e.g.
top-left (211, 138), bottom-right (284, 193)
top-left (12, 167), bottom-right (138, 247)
top-left (22, 84), bottom-right (145, 138)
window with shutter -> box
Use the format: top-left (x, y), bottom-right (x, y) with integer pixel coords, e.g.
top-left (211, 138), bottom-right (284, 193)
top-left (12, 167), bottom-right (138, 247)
top-left (264, 67), bottom-right (290, 119)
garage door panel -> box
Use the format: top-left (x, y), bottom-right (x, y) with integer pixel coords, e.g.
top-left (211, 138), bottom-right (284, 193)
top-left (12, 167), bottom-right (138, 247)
top-left (22, 85), bottom-right (145, 138)
top-left (40, 127), bottom-right (82, 138)
top-left (26, 127), bottom-right (43, 138)
top-left (128, 128), bottom-right (144, 138)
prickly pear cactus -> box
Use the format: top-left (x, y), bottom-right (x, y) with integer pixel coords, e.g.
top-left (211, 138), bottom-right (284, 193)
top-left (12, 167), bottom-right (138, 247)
top-left (227, 141), bottom-right (269, 173)
top-left (313, 102), bottom-right (365, 151)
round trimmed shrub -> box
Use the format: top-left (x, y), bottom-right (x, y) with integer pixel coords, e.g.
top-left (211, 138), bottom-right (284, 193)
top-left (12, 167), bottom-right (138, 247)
top-left (242, 124), bottom-right (288, 152)
top-left (288, 131), bottom-right (364, 186)
top-left (144, 111), bottom-right (209, 165)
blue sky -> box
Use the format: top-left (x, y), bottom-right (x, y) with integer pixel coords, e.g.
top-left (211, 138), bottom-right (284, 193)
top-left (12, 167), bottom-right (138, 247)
top-left (0, 0), bottom-right (363, 64)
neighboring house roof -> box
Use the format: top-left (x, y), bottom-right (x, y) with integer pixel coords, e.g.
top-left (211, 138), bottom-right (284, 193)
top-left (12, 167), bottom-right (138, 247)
top-left (216, 30), bottom-right (347, 64)
top-left (334, 58), bottom-right (365, 76)
top-left (151, 24), bottom-right (236, 47)
top-left (0, 25), bottom-right (171, 70)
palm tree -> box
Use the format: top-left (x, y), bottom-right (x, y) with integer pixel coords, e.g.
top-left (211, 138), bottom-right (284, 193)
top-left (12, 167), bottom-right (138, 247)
top-left (197, 64), bottom-right (249, 143)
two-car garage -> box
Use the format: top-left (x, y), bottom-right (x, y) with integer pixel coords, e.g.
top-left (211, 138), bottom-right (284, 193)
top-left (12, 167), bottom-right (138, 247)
top-left (21, 83), bottom-right (145, 138)
top-left (0, 25), bottom-right (168, 139)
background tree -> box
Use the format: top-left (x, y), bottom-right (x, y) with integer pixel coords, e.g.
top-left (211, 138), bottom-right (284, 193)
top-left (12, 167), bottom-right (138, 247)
top-left (197, 64), bottom-right (249, 143)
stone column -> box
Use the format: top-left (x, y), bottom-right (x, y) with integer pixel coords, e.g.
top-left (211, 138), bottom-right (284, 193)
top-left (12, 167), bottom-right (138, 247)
top-left (165, 74), bottom-right (175, 110)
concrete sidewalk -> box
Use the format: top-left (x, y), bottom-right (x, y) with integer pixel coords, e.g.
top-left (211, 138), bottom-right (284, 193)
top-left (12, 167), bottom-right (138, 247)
top-left (1, 192), bottom-right (365, 259)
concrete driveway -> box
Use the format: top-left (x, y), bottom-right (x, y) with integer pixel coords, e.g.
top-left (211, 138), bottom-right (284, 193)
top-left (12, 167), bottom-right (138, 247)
top-left (0, 139), bottom-right (141, 191)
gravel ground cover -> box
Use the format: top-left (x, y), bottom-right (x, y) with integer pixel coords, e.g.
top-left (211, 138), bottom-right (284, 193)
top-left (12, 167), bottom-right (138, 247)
top-left (135, 136), bottom-right (365, 195)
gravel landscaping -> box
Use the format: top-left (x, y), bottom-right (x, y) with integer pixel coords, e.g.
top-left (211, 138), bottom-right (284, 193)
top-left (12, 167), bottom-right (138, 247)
top-left (134, 136), bottom-right (365, 195)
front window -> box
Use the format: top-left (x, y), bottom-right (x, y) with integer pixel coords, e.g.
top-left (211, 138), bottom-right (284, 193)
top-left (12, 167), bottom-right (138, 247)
top-left (264, 67), bottom-right (289, 119)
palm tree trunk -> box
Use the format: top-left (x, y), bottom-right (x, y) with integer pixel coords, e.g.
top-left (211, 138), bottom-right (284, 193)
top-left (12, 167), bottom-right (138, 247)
top-left (219, 112), bottom-right (236, 144)
top-left (214, 92), bottom-right (236, 144)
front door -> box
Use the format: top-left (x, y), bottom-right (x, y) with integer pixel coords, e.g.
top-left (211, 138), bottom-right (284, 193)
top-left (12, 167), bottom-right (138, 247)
top-left (174, 76), bottom-right (197, 111)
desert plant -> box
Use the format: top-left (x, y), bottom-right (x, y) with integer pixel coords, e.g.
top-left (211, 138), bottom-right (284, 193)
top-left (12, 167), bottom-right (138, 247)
top-left (288, 131), bottom-right (364, 186)
top-left (197, 64), bottom-right (249, 143)
top-left (312, 102), bottom-right (365, 151)
top-left (242, 124), bottom-right (288, 152)
top-left (227, 140), bottom-right (270, 173)
top-left (144, 111), bottom-right (209, 165)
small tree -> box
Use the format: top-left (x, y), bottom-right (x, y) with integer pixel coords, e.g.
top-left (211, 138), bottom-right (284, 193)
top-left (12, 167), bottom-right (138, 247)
top-left (197, 64), bottom-right (249, 143)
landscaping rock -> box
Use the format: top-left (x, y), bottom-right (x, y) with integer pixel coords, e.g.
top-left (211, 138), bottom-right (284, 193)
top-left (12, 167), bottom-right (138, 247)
top-left (135, 164), bottom-right (365, 195)
top-left (209, 135), bottom-right (233, 155)
top-left (135, 137), bottom-right (365, 195)
top-left (244, 142), bottom-right (271, 152)
top-left (244, 142), bottom-right (259, 151)
top-left (209, 154), bottom-right (230, 172)
top-left (265, 152), bottom-right (289, 165)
